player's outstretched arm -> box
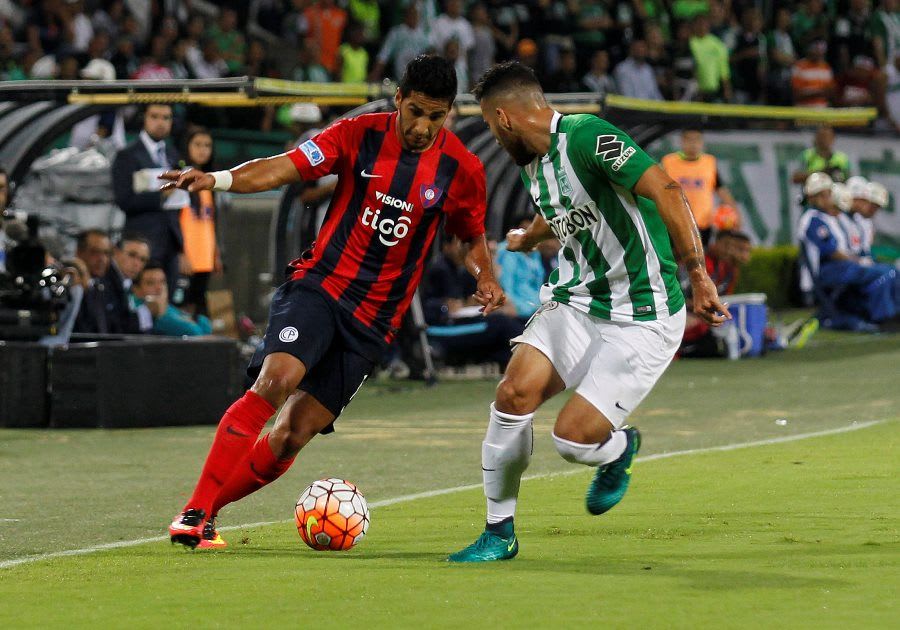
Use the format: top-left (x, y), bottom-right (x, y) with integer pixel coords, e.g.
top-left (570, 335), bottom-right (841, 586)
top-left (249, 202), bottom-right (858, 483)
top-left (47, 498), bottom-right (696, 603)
top-left (634, 165), bottom-right (731, 327)
top-left (505, 214), bottom-right (554, 253)
top-left (158, 154), bottom-right (302, 194)
top-left (465, 234), bottom-right (506, 315)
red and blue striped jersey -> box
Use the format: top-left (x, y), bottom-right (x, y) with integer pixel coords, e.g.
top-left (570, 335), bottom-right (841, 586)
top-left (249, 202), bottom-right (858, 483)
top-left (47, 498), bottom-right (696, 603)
top-left (285, 112), bottom-right (487, 344)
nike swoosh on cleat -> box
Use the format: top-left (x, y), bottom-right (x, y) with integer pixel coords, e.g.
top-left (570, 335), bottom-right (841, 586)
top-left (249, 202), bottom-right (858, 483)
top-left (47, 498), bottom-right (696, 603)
top-left (360, 170), bottom-right (382, 178)
top-left (481, 467), bottom-right (497, 472)
top-left (507, 536), bottom-right (516, 552)
top-left (615, 402), bottom-right (629, 412)
top-left (170, 523), bottom-right (196, 532)
top-left (226, 425), bottom-right (249, 437)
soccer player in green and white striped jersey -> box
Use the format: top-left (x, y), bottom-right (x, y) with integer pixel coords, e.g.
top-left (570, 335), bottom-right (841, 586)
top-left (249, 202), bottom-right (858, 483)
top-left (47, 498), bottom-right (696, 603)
top-left (449, 62), bottom-right (731, 563)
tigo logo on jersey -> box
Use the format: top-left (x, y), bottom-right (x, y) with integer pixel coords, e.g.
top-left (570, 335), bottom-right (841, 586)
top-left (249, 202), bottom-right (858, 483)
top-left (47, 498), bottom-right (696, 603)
top-left (420, 184), bottom-right (443, 209)
top-left (279, 326), bottom-right (299, 343)
top-left (299, 139), bottom-right (325, 166)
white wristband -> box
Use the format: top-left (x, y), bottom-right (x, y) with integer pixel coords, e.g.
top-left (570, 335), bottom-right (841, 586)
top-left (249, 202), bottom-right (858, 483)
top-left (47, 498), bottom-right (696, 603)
top-left (210, 170), bottom-right (233, 191)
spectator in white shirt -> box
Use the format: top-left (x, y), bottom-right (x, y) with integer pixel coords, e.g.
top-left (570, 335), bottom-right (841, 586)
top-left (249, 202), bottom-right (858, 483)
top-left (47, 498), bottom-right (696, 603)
top-left (370, 4), bottom-right (431, 81)
top-left (431, 0), bottom-right (475, 77)
top-left (613, 39), bottom-right (663, 100)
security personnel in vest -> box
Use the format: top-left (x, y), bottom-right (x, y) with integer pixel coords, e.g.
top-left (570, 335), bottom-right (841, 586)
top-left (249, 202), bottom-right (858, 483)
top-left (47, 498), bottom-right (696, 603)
top-left (792, 125), bottom-right (850, 185)
top-left (661, 128), bottom-right (738, 246)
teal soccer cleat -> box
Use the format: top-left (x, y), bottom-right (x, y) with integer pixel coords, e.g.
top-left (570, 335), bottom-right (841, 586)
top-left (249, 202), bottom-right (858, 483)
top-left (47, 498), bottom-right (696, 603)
top-left (448, 520), bottom-right (518, 563)
top-left (586, 427), bottom-right (641, 516)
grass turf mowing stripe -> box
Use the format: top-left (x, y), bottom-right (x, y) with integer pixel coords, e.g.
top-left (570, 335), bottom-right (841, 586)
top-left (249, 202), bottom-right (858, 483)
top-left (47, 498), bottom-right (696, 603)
top-left (0, 419), bottom-right (883, 571)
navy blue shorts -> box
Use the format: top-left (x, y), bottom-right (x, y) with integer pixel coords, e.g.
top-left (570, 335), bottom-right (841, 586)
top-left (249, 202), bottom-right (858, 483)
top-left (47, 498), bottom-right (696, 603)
top-left (247, 281), bottom-right (381, 431)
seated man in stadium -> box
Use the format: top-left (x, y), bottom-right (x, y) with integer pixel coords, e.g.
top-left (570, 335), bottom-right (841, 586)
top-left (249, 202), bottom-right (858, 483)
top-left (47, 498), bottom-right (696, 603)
top-left (680, 230), bottom-right (752, 357)
top-left (424, 237), bottom-right (523, 368)
top-left (797, 173), bottom-right (897, 331)
top-left (495, 218), bottom-right (545, 320)
top-left (73, 229), bottom-right (114, 334)
top-left (102, 232), bottom-right (151, 334)
top-left (131, 261), bottom-right (212, 336)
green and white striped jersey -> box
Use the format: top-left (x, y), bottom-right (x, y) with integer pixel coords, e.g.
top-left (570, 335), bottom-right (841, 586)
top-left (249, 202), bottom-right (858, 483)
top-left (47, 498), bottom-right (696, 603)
top-left (522, 112), bottom-right (684, 322)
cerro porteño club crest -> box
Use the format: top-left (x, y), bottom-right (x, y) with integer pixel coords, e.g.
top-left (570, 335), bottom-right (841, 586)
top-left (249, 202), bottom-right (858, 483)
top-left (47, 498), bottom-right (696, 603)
top-left (420, 184), bottom-right (443, 209)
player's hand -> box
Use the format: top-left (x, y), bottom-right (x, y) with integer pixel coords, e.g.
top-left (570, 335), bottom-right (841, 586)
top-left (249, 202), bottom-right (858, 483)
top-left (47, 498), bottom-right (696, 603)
top-left (159, 168), bottom-right (215, 193)
top-left (474, 275), bottom-right (506, 315)
top-left (505, 228), bottom-right (534, 253)
top-left (690, 274), bottom-right (731, 327)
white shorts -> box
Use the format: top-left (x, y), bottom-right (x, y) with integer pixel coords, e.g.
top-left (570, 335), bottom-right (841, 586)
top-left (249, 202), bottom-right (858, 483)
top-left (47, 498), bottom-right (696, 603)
top-left (511, 301), bottom-right (686, 428)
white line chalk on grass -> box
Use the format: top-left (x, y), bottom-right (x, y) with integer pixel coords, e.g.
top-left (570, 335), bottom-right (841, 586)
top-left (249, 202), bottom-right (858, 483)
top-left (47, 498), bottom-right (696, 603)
top-left (0, 419), bottom-right (884, 570)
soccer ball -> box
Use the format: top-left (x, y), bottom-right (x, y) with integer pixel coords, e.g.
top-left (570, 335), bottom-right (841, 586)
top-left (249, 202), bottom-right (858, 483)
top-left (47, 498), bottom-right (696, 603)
top-left (294, 478), bottom-right (370, 551)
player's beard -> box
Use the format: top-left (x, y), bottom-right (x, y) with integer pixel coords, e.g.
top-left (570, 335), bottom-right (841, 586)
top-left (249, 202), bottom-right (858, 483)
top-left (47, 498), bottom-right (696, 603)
top-left (503, 135), bottom-right (536, 166)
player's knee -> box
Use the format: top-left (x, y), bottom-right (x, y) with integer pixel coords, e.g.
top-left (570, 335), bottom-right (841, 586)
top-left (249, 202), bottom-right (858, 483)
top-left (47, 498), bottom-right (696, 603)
top-left (495, 377), bottom-right (537, 415)
top-left (252, 369), bottom-right (302, 406)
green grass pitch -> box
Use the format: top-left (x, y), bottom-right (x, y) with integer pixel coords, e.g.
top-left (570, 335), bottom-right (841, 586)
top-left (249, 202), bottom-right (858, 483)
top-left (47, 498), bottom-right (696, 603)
top-left (0, 330), bottom-right (897, 628)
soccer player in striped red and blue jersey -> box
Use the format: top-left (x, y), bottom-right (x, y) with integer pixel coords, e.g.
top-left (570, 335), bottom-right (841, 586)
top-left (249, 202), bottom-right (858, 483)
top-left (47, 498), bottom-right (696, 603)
top-left (160, 55), bottom-right (506, 549)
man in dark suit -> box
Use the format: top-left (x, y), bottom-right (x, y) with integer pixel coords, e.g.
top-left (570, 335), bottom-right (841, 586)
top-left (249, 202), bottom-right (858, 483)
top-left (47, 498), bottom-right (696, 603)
top-left (73, 229), bottom-right (113, 334)
top-left (111, 104), bottom-right (184, 289)
top-left (102, 231), bottom-right (152, 334)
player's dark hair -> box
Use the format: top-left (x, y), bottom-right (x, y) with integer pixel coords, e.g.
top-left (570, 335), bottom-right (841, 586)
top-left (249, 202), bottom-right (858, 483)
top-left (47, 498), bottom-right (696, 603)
top-left (76, 228), bottom-right (110, 252)
top-left (117, 231), bottom-right (152, 250)
top-left (135, 260), bottom-right (165, 285)
top-left (398, 54), bottom-right (458, 105)
top-left (472, 61), bottom-right (542, 101)
top-left (717, 230), bottom-right (751, 243)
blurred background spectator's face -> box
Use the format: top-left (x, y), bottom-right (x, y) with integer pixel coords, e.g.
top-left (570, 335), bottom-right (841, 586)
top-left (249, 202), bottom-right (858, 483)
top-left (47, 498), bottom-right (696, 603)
top-left (0, 172), bottom-right (8, 211)
top-left (693, 15), bottom-right (709, 36)
top-left (850, 0), bottom-right (869, 11)
top-left (59, 56), bottom-right (79, 80)
top-left (188, 133), bottom-right (213, 168)
top-left (444, 38), bottom-right (460, 61)
top-left (187, 15), bottom-right (205, 40)
top-left (471, 3), bottom-right (488, 26)
top-left (560, 51), bottom-right (576, 74)
top-left (814, 126), bottom-right (834, 153)
top-left (115, 240), bottom-right (150, 281)
top-left (88, 33), bottom-right (110, 59)
top-left (144, 104), bottom-right (173, 141)
top-left (645, 25), bottom-right (664, 49)
top-left (591, 50), bottom-right (609, 74)
top-left (446, 0), bottom-right (464, 18)
top-left (78, 233), bottom-right (112, 279)
top-left (775, 8), bottom-right (791, 30)
top-left (630, 40), bottom-right (648, 63)
top-left (221, 9), bottom-right (238, 32)
top-left (729, 237), bottom-right (752, 266)
top-left (135, 268), bottom-right (168, 301)
top-left (743, 8), bottom-right (762, 32)
top-left (405, 5), bottom-right (420, 28)
top-left (808, 40), bottom-right (827, 62)
top-left (680, 131), bottom-right (704, 158)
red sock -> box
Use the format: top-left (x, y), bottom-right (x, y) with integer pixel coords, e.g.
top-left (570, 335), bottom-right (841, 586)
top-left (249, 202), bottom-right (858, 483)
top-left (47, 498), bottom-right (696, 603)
top-left (184, 391), bottom-right (275, 515)
top-left (211, 433), bottom-right (295, 515)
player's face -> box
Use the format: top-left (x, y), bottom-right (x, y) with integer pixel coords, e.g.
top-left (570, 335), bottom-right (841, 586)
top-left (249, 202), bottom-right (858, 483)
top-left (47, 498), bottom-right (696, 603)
top-left (481, 101), bottom-right (536, 166)
top-left (395, 91), bottom-right (451, 152)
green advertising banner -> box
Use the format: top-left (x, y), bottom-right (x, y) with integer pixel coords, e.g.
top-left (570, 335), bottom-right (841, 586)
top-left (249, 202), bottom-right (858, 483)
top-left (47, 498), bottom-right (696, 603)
top-left (649, 131), bottom-right (900, 249)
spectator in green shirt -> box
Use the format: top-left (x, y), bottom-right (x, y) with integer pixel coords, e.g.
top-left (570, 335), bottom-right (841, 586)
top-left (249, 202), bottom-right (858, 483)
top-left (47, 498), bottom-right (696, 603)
top-left (337, 23), bottom-right (370, 83)
top-left (792, 126), bottom-right (852, 184)
top-left (132, 262), bottom-right (213, 337)
top-left (205, 7), bottom-right (246, 74)
top-left (690, 13), bottom-right (733, 101)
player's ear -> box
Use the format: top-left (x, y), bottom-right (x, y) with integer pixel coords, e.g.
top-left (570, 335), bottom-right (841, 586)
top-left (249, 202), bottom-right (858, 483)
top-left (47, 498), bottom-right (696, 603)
top-left (497, 108), bottom-right (512, 131)
top-left (393, 88), bottom-right (402, 111)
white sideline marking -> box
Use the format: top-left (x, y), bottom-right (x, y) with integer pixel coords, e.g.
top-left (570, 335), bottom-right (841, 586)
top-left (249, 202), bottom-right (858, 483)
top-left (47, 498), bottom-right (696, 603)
top-left (0, 420), bottom-right (884, 570)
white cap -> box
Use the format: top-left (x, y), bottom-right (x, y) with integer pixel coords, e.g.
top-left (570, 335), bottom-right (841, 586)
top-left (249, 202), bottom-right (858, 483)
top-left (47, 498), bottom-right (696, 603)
top-left (288, 103), bottom-right (322, 124)
top-left (831, 183), bottom-right (852, 212)
top-left (804, 172), bottom-right (833, 197)
top-left (866, 182), bottom-right (889, 208)
top-left (846, 175), bottom-right (869, 200)
top-left (81, 58), bottom-right (116, 81)
top-left (30, 55), bottom-right (58, 79)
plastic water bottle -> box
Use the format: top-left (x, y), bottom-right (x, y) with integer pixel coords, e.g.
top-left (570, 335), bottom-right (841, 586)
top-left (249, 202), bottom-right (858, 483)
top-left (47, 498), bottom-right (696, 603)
top-left (725, 322), bottom-right (740, 360)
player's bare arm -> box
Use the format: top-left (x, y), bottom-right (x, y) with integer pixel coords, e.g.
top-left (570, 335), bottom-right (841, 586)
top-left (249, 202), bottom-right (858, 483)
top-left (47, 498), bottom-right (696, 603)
top-left (158, 153), bottom-right (302, 194)
top-left (634, 165), bottom-right (731, 326)
top-left (465, 234), bottom-right (506, 315)
top-left (505, 214), bottom-right (554, 253)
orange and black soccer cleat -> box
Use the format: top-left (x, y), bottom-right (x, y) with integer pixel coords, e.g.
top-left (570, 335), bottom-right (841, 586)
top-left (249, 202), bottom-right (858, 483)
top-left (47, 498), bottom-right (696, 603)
top-left (196, 516), bottom-right (227, 549)
top-left (169, 508), bottom-right (207, 549)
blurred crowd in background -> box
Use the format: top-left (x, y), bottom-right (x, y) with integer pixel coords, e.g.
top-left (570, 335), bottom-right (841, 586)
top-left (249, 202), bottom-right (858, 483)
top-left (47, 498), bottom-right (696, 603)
top-left (0, 0), bottom-right (899, 130)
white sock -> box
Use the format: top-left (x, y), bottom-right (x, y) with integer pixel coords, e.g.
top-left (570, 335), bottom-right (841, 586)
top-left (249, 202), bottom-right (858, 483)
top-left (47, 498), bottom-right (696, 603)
top-left (483, 403), bottom-right (533, 524)
top-left (552, 430), bottom-right (627, 466)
